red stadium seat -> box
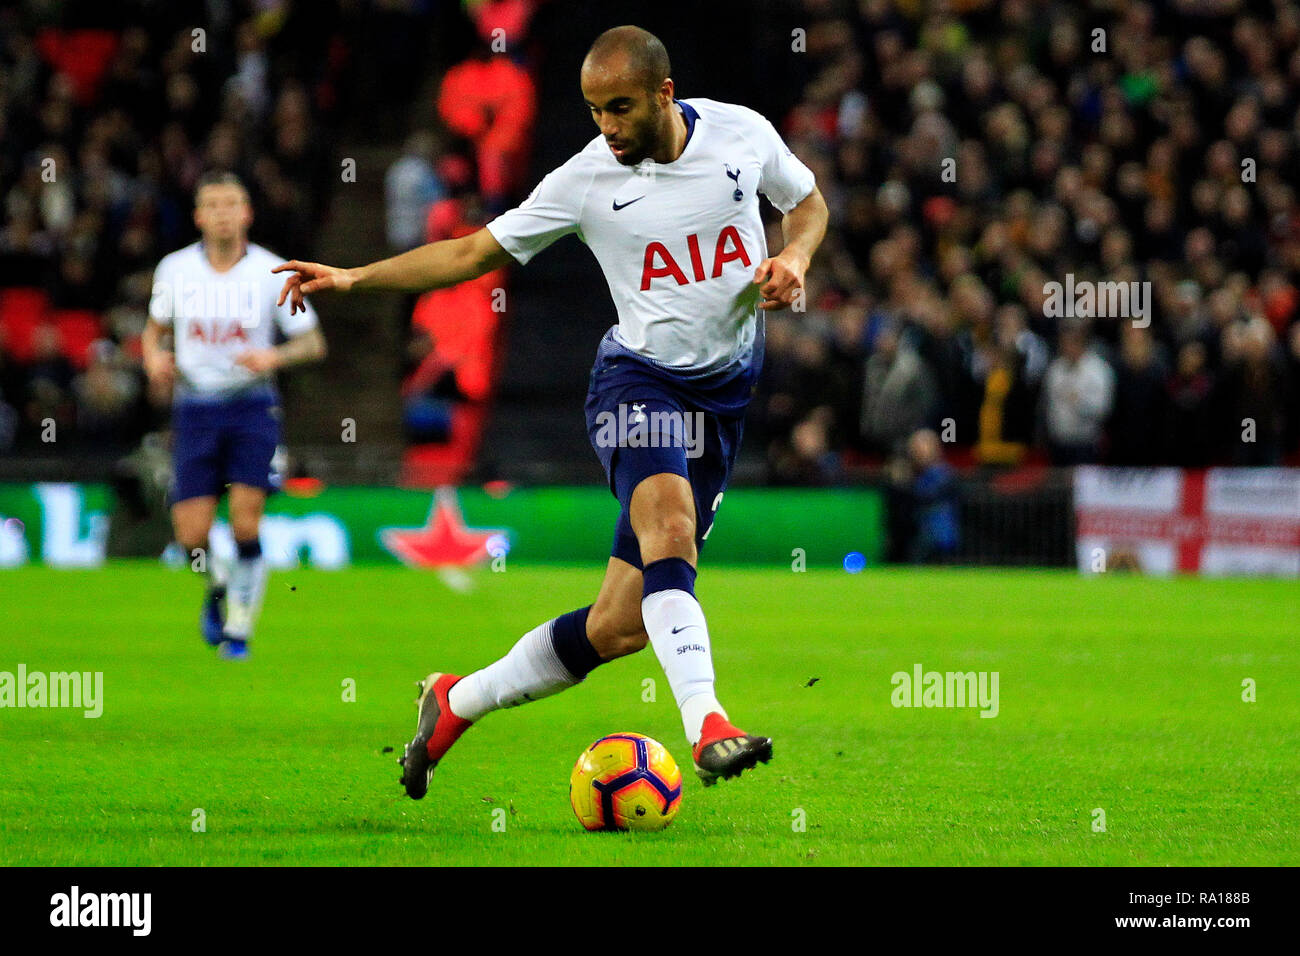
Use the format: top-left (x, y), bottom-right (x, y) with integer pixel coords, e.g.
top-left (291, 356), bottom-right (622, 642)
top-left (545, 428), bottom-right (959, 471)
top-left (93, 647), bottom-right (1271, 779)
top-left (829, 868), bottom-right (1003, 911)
top-left (0, 288), bottom-right (50, 363)
top-left (0, 287), bottom-right (49, 315)
top-left (51, 309), bottom-right (103, 369)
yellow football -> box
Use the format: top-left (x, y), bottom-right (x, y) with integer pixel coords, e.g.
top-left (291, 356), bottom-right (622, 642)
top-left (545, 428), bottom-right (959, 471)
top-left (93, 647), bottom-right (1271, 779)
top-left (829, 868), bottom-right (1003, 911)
top-left (569, 732), bottom-right (683, 831)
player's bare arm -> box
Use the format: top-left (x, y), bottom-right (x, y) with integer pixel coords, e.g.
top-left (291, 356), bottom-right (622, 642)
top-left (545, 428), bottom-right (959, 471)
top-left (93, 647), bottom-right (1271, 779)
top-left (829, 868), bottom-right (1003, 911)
top-left (753, 184), bottom-right (828, 311)
top-left (140, 317), bottom-right (175, 394)
top-left (235, 327), bottom-right (328, 374)
top-left (272, 228), bottom-right (515, 314)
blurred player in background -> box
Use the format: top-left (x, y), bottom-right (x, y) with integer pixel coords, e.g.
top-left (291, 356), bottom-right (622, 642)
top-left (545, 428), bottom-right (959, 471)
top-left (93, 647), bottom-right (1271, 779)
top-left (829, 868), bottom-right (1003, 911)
top-left (142, 172), bottom-right (327, 660)
top-left (276, 26), bottom-right (827, 790)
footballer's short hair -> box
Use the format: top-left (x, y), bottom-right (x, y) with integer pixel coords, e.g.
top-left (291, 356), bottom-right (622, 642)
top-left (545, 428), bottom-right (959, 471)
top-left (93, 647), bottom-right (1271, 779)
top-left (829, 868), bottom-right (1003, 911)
top-left (194, 170), bottom-right (249, 202)
top-left (585, 25), bottom-right (671, 94)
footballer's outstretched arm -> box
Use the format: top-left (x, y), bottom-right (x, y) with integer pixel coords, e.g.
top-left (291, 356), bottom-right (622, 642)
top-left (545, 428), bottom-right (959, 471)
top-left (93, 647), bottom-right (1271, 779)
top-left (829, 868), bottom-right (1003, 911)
top-left (753, 185), bottom-right (829, 311)
top-left (273, 227), bottom-right (515, 314)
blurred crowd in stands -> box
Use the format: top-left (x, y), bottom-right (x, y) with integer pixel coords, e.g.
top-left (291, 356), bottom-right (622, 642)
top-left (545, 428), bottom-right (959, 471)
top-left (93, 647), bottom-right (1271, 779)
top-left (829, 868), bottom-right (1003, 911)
top-left (4, 0), bottom-right (1300, 493)
top-left (0, 0), bottom-right (349, 455)
top-left (386, 1), bottom-right (542, 483)
top-left (751, 0), bottom-right (1300, 484)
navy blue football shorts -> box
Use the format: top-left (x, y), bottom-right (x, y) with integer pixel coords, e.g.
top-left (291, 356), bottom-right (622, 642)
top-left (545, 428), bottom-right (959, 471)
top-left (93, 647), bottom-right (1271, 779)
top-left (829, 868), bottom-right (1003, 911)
top-left (170, 388), bottom-right (282, 505)
top-left (583, 350), bottom-right (749, 570)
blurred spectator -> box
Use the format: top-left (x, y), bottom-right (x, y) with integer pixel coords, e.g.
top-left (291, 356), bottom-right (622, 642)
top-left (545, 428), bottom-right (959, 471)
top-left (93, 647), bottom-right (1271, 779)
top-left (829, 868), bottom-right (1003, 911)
top-left (72, 339), bottom-right (144, 450)
top-left (769, 405), bottom-right (840, 486)
top-left (1219, 319), bottom-right (1288, 464)
top-left (1288, 324), bottom-right (1300, 454)
top-left (1166, 341), bottom-right (1217, 467)
top-left (0, 341), bottom-right (21, 452)
top-left (22, 323), bottom-right (73, 438)
top-left (860, 319), bottom-right (938, 454)
top-left (975, 342), bottom-right (1035, 465)
top-left (1108, 325), bottom-right (1170, 465)
top-left (887, 428), bottom-right (960, 564)
top-left (827, 303), bottom-right (867, 447)
top-left (386, 130), bottom-right (445, 252)
top-left (968, 303), bottom-right (1042, 463)
top-left (1041, 321), bottom-right (1115, 465)
top-left (996, 304), bottom-right (1049, 388)
top-left (0, 211), bottom-right (55, 288)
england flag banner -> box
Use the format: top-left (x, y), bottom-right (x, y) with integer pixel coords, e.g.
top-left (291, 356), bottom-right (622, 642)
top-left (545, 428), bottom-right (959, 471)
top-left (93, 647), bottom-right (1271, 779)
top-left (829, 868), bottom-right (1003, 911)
top-left (1074, 468), bottom-right (1300, 577)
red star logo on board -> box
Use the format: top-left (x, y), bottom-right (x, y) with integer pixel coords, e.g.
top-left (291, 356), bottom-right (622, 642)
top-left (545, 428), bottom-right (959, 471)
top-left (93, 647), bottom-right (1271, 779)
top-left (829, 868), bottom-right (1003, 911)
top-left (380, 488), bottom-right (508, 568)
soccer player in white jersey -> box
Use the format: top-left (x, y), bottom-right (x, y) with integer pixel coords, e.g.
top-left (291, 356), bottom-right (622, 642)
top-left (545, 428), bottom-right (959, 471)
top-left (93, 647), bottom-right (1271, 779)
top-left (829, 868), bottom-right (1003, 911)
top-left (142, 172), bottom-right (327, 660)
top-left (275, 26), bottom-right (827, 789)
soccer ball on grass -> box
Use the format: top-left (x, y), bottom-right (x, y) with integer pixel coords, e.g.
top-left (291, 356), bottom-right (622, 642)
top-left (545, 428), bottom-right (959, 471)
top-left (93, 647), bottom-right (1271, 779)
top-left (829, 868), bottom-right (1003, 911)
top-left (569, 732), bottom-right (683, 831)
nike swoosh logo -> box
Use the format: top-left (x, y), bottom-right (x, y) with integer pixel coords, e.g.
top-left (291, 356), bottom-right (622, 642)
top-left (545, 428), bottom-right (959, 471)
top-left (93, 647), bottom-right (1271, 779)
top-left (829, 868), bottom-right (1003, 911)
top-left (671, 625), bottom-right (698, 634)
top-left (612, 196), bottom-right (645, 211)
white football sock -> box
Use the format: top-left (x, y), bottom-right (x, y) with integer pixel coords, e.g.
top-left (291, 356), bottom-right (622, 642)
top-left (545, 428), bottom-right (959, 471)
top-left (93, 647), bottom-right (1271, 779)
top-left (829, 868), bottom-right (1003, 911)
top-left (208, 549), bottom-right (230, 590)
top-left (448, 618), bottom-right (579, 721)
top-left (641, 588), bottom-right (726, 746)
top-left (224, 551), bottom-right (267, 640)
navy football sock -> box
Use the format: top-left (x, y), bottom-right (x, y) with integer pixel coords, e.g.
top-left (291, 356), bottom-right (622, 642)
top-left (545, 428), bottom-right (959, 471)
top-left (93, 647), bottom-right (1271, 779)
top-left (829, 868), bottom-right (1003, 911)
top-left (551, 605), bottom-right (602, 677)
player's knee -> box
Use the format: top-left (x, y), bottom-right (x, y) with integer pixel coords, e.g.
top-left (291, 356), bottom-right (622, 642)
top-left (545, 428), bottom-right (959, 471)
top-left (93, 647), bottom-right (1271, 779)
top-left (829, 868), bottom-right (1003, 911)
top-left (645, 511), bottom-right (696, 547)
top-left (637, 511), bottom-right (696, 563)
top-left (172, 517), bottom-right (208, 553)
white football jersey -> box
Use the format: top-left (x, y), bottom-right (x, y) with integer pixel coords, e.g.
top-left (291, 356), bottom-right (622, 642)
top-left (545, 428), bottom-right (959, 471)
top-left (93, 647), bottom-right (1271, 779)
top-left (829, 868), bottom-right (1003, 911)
top-left (486, 98), bottom-right (816, 374)
top-left (149, 241), bottom-right (319, 395)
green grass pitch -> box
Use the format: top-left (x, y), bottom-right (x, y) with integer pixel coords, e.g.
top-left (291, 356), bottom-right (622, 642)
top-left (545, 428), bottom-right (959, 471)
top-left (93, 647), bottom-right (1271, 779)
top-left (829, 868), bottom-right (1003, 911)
top-left (0, 562), bottom-right (1295, 866)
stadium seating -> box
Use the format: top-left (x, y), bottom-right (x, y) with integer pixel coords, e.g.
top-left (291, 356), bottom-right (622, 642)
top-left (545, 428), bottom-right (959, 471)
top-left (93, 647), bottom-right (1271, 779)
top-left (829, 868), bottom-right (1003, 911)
top-left (0, 289), bottom-right (50, 365)
top-left (51, 309), bottom-right (103, 370)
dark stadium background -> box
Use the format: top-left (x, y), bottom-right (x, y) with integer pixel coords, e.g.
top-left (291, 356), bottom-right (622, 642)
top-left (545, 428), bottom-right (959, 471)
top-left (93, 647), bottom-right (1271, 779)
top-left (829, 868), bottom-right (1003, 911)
top-left (1, 0), bottom-right (1298, 569)
top-left (0, 0), bottom-right (806, 480)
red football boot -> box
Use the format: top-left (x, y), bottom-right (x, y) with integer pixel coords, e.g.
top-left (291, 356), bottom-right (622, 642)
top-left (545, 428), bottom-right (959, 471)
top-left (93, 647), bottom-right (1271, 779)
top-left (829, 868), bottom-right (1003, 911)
top-left (399, 673), bottom-right (473, 799)
top-left (691, 712), bottom-right (773, 786)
